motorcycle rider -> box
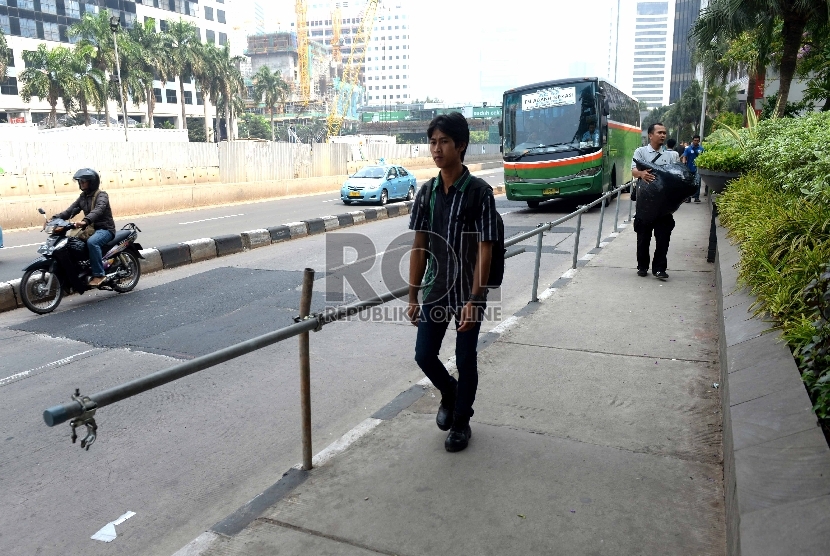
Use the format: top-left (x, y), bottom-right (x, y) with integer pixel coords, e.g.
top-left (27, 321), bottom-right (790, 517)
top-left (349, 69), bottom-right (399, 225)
top-left (53, 168), bottom-right (116, 288)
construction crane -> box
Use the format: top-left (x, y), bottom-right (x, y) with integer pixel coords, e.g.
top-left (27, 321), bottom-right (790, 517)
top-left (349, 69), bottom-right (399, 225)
top-left (326, 0), bottom-right (379, 139)
top-left (331, 6), bottom-right (342, 66)
top-left (295, 0), bottom-right (310, 104)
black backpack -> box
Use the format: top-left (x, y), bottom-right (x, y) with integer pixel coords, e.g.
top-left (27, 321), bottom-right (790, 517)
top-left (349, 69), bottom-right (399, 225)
top-left (421, 175), bottom-right (506, 288)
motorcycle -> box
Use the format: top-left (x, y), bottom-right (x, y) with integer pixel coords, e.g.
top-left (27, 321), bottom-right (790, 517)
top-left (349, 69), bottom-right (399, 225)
top-left (20, 208), bottom-right (144, 314)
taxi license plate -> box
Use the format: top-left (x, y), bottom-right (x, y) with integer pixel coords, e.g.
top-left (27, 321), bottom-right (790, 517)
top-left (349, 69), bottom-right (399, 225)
top-left (348, 191), bottom-right (361, 197)
top-left (543, 188), bottom-right (559, 195)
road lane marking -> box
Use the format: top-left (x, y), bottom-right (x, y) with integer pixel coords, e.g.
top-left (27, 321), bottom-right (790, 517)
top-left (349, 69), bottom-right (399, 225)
top-left (179, 214), bottom-right (245, 225)
top-left (0, 349), bottom-right (97, 387)
top-left (1, 242), bottom-right (43, 250)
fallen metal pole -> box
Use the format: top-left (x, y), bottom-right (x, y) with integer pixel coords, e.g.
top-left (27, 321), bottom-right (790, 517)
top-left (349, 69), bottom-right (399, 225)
top-left (299, 268), bottom-right (314, 470)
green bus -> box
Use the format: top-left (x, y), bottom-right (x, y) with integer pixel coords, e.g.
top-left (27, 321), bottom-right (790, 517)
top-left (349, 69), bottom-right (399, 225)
top-left (500, 77), bottom-right (641, 208)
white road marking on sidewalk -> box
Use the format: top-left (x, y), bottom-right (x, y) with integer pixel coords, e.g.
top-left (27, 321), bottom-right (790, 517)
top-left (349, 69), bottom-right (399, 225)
top-left (297, 418), bottom-right (383, 469)
top-left (91, 511), bottom-right (136, 542)
top-left (580, 253), bottom-right (595, 261)
top-left (491, 315), bottom-right (521, 335)
top-left (178, 213), bottom-right (245, 225)
top-left (171, 532), bottom-right (221, 556)
top-left (561, 268), bottom-right (578, 279)
top-left (499, 210), bottom-right (514, 216)
top-left (599, 241), bottom-right (610, 248)
top-left (1, 242), bottom-right (42, 250)
top-left (538, 287), bottom-right (558, 301)
top-left (0, 349), bottom-right (97, 387)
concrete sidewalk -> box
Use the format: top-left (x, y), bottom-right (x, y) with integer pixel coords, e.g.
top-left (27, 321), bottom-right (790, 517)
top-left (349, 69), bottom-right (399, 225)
top-left (184, 201), bottom-right (726, 556)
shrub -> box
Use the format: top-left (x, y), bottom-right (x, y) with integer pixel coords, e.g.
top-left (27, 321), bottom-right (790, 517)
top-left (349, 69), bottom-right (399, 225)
top-left (695, 145), bottom-right (748, 173)
top-left (798, 265), bottom-right (830, 420)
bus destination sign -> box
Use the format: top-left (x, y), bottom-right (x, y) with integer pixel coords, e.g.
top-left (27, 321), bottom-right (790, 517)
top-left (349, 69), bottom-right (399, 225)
top-left (521, 87), bottom-right (576, 111)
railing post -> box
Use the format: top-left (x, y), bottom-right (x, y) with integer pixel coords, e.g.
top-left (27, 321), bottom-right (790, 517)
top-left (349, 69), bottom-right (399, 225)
top-left (628, 181), bottom-right (635, 222)
top-left (299, 268), bottom-right (315, 470)
top-left (595, 195), bottom-right (606, 248)
top-left (531, 228), bottom-right (544, 302)
top-left (613, 186), bottom-right (622, 232)
top-left (572, 208), bottom-right (583, 269)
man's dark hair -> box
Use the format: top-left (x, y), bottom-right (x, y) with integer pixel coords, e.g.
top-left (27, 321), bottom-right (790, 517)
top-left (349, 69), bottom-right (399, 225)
top-left (427, 112), bottom-right (470, 162)
top-left (692, 134), bottom-right (701, 140)
top-left (647, 122), bottom-right (665, 135)
top-left (666, 138), bottom-right (677, 149)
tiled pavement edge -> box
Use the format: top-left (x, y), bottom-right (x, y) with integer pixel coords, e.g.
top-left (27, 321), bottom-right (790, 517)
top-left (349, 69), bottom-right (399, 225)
top-left (714, 211), bottom-right (830, 556)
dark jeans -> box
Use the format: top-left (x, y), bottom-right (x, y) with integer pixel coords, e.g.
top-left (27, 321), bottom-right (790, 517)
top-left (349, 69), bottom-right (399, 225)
top-left (691, 171), bottom-right (700, 200)
top-left (635, 214), bottom-right (675, 273)
top-left (87, 229), bottom-right (114, 277)
top-left (414, 303), bottom-right (482, 418)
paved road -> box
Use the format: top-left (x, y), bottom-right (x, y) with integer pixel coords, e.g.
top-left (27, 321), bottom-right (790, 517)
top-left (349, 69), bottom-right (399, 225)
top-left (0, 167), bottom-right (501, 283)
top-left (0, 171), bottom-right (638, 555)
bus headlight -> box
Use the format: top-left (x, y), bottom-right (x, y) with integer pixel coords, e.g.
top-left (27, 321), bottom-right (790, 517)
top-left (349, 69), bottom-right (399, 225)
top-left (575, 166), bottom-right (602, 177)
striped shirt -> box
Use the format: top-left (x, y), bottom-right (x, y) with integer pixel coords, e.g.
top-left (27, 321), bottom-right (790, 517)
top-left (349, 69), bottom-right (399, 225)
top-left (409, 166), bottom-right (499, 312)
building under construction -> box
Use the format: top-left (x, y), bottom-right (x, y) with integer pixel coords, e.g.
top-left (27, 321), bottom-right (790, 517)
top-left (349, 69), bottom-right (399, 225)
top-left (245, 32), bottom-right (331, 111)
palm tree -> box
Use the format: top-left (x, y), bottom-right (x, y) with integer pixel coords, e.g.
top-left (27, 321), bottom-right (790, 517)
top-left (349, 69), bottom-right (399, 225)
top-left (19, 44), bottom-right (76, 127)
top-left (69, 11), bottom-right (117, 126)
top-left (212, 44), bottom-right (245, 141)
top-left (162, 19), bottom-right (200, 130)
top-left (68, 44), bottom-right (105, 126)
top-left (693, 0), bottom-right (829, 118)
top-left (192, 42), bottom-right (219, 141)
top-left (128, 18), bottom-right (169, 127)
top-left (252, 65), bottom-right (288, 141)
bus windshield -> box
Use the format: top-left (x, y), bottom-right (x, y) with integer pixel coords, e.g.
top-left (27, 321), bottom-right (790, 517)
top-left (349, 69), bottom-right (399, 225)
top-left (503, 81), bottom-right (599, 156)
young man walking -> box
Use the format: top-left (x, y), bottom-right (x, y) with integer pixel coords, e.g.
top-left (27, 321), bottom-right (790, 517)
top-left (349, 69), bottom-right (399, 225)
top-left (407, 112), bottom-right (498, 452)
top-left (682, 135), bottom-right (704, 202)
top-left (632, 122), bottom-right (675, 281)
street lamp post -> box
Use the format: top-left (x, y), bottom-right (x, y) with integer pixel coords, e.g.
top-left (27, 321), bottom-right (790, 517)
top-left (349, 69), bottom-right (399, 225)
top-left (110, 15), bottom-right (129, 142)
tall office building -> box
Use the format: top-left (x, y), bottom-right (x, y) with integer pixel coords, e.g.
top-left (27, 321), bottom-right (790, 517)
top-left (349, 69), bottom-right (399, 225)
top-left (0, 0), bottom-right (234, 128)
top-left (615, 0), bottom-right (676, 108)
top-left (669, 0), bottom-right (701, 103)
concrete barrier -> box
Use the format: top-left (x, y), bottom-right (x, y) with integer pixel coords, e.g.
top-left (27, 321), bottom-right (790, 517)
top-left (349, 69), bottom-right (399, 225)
top-left (321, 216), bottom-right (339, 232)
top-left (139, 248), bottom-right (163, 273)
top-left (183, 238), bottom-right (217, 263)
top-left (286, 222), bottom-right (308, 239)
top-left (267, 226), bottom-right (291, 243)
top-left (0, 281), bottom-right (18, 312)
top-left (304, 218), bottom-right (327, 235)
top-left (213, 234), bottom-right (245, 257)
top-left (157, 243), bottom-right (192, 269)
top-left (336, 214), bottom-right (354, 227)
top-left (241, 229), bottom-right (271, 250)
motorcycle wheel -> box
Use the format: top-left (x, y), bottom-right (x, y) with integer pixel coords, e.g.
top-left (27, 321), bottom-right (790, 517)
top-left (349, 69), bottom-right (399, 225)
top-left (110, 251), bottom-right (141, 293)
top-left (21, 269), bottom-right (63, 314)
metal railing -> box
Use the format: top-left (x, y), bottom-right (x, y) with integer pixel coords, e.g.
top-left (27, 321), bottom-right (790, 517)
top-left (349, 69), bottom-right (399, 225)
top-left (42, 181), bottom-right (635, 469)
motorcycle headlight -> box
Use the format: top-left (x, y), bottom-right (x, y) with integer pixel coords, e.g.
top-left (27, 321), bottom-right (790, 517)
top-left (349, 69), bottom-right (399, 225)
top-left (45, 225), bottom-right (55, 234)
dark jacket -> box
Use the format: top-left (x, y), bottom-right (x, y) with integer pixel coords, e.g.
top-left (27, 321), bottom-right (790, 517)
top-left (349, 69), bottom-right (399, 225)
top-left (55, 189), bottom-right (116, 234)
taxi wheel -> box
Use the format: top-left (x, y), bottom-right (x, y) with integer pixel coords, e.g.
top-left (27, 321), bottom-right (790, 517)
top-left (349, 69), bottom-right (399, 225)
top-left (380, 189), bottom-right (388, 205)
top-left (406, 186), bottom-right (415, 201)
top-left (343, 200), bottom-right (352, 205)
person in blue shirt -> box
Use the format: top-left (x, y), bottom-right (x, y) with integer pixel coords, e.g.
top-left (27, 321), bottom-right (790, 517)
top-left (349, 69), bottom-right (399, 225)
top-left (581, 123), bottom-right (600, 145)
top-left (682, 135), bottom-right (704, 202)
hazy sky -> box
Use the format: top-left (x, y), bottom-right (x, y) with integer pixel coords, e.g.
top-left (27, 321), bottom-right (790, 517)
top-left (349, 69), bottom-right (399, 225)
top-left (263, 0), bottom-right (617, 105)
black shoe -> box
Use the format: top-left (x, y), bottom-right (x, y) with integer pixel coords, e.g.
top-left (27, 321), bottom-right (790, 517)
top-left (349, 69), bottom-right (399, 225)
top-left (684, 198), bottom-right (691, 203)
top-left (654, 271), bottom-right (669, 281)
top-left (445, 414), bottom-right (471, 452)
top-left (694, 198), bottom-right (701, 203)
top-left (436, 384), bottom-right (457, 431)
top-left (637, 269), bottom-right (648, 277)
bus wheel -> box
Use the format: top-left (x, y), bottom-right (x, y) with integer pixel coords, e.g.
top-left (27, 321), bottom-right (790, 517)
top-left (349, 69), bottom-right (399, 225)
top-left (526, 201), bottom-right (540, 209)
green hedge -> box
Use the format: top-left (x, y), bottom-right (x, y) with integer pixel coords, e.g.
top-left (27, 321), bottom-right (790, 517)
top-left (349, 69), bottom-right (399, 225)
top-left (717, 112), bottom-right (830, 420)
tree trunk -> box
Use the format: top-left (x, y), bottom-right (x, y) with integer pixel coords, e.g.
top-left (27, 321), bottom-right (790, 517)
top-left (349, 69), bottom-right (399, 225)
top-left (82, 98), bottom-right (90, 126)
top-left (179, 78), bottom-right (187, 129)
top-left (224, 88), bottom-right (231, 142)
top-left (822, 99), bottom-right (830, 111)
top-left (776, 15), bottom-right (809, 118)
top-left (270, 107), bottom-right (275, 141)
top-left (147, 85), bottom-right (155, 127)
top-left (203, 90), bottom-right (210, 142)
